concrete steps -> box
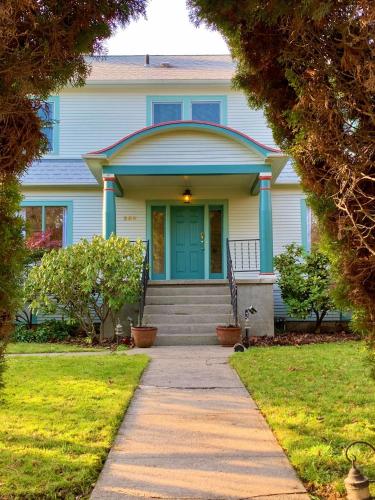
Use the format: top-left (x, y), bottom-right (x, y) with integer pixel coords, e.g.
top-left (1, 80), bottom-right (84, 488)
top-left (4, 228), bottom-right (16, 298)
top-left (145, 283), bottom-right (232, 345)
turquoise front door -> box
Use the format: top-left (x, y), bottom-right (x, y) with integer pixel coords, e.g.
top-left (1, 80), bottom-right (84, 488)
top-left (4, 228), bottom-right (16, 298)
top-left (171, 206), bottom-right (204, 279)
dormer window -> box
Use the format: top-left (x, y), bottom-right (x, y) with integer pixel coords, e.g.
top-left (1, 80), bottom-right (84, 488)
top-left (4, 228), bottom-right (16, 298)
top-left (148, 96), bottom-right (227, 126)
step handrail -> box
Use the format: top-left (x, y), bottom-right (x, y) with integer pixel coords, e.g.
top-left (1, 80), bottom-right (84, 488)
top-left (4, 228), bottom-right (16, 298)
top-left (139, 240), bottom-right (150, 327)
top-left (226, 238), bottom-right (238, 327)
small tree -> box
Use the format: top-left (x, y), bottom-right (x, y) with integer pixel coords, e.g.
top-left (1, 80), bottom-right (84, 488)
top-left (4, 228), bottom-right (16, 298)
top-left (274, 244), bottom-right (334, 333)
top-left (25, 236), bottom-right (144, 342)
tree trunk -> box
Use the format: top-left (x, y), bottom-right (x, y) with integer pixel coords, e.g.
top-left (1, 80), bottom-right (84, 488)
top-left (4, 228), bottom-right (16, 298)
top-left (314, 310), bottom-right (327, 334)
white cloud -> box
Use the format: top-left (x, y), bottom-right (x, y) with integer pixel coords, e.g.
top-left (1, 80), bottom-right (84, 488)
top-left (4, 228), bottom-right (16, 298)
top-left (104, 0), bottom-right (229, 55)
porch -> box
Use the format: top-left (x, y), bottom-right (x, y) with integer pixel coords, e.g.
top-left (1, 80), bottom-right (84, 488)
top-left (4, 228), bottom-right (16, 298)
top-left (83, 121), bottom-right (288, 340)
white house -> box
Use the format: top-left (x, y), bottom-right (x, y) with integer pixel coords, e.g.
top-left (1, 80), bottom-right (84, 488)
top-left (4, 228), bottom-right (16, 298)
top-left (21, 55), bottom-right (326, 344)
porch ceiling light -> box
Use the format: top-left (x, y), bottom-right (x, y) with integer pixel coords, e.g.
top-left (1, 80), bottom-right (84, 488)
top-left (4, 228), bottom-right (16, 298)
top-left (183, 189), bottom-right (192, 204)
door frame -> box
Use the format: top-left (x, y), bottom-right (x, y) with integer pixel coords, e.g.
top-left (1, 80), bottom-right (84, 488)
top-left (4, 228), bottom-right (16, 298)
top-left (146, 199), bottom-right (228, 280)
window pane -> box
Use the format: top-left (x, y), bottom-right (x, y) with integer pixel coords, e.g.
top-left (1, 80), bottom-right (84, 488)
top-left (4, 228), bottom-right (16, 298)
top-left (38, 102), bottom-right (54, 151)
top-left (192, 102), bottom-right (220, 124)
top-left (153, 102), bottom-right (182, 124)
top-left (210, 208), bottom-right (222, 274)
top-left (25, 206), bottom-right (42, 238)
top-left (45, 206), bottom-right (65, 248)
top-left (152, 208), bottom-right (165, 275)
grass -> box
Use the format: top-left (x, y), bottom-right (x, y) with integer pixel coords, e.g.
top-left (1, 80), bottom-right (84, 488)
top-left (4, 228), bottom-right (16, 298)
top-left (6, 342), bottom-right (108, 354)
top-left (230, 342), bottom-right (375, 499)
top-left (0, 354), bottom-right (149, 499)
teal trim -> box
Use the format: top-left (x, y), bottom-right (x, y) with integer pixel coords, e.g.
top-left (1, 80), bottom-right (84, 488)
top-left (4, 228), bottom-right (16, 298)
top-left (103, 164), bottom-right (269, 176)
top-left (21, 200), bottom-right (73, 246)
top-left (146, 200), bottom-right (228, 281)
top-left (300, 199), bottom-right (309, 251)
top-left (259, 179), bottom-right (274, 273)
top-left (98, 121), bottom-right (273, 159)
top-left (107, 175), bottom-right (123, 197)
top-left (147, 95), bottom-right (227, 126)
top-left (102, 178), bottom-right (116, 238)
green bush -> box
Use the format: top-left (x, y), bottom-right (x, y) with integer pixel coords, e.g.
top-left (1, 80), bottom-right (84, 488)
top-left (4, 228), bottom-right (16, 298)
top-left (12, 320), bottom-right (76, 343)
top-left (25, 236), bottom-right (145, 342)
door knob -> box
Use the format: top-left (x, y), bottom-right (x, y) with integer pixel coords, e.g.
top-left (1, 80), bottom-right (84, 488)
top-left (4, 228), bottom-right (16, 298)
top-left (200, 232), bottom-right (205, 243)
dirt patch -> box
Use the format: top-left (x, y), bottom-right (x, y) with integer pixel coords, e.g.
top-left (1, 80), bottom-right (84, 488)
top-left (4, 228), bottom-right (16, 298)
top-left (248, 331), bottom-right (360, 347)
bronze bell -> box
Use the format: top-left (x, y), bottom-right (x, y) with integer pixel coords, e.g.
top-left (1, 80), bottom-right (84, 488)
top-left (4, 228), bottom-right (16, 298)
top-left (344, 463), bottom-right (371, 500)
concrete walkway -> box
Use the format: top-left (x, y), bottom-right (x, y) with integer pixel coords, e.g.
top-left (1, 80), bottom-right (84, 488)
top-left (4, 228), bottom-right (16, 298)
top-left (91, 346), bottom-right (309, 499)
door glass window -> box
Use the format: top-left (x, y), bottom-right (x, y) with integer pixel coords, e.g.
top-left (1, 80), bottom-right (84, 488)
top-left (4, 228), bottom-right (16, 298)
top-left (209, 207), bottom-right (223, 275)
top-left (152, 207), bottom-right (165, 276)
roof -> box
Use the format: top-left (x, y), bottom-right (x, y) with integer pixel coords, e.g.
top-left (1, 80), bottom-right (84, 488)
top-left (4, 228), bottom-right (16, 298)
top-left (20, 159), bottom-right (98, 186)
top-left (85, 55), bottom-right (235, 82)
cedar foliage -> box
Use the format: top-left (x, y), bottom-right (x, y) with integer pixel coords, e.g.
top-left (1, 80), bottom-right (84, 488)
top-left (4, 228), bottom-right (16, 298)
top-left (189, 0), bottom-right (375, 369)
top-left (0, 0), bottom-right (147, 375)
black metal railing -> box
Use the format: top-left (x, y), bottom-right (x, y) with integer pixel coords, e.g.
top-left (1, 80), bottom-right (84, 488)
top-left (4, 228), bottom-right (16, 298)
top-left (227, 239), bottom-right (260, 272)
top-left (226, 239), bottom-right (238, 327)
top-left (139, 240), bottom-right (150, 327)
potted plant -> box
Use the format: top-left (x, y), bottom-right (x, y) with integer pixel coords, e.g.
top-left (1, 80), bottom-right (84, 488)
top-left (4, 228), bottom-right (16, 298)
top-left (130, 315), bottom-right (157, 348)
top-left (216, 313), bottom-right (241, 347)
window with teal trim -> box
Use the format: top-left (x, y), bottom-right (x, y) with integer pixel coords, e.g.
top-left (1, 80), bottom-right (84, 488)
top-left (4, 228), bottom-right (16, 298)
top-left (192, 101), bottom-right (220, 124)
top-left (22, 202), bottom-right (72, 248)
top-left (148, 95), bottom-right (227, 126)
top-left (36, 96), bottom-right (59, 154)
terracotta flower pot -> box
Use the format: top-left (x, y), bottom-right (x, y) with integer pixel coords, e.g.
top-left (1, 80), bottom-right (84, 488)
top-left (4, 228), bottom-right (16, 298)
top-left (131, 326), bottom-right (157, 348)
top-left (216, 326), bottom-right (241, 347)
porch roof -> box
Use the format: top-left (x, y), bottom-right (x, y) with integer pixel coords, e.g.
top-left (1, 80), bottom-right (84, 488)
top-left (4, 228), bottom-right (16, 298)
top-left (82, 121), bottom-right (288, 188)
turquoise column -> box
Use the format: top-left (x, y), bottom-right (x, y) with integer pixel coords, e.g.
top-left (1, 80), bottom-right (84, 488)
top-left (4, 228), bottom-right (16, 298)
top-left (102, 176), bottom-right (116, 239)
top-left (259, 173), bottom-right (274, 274)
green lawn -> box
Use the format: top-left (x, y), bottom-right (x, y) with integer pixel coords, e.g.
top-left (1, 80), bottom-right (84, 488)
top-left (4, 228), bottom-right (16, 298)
top-left (0, 354), bottom-right (149, 498)
top-left (231, 342), bottom-right (375, 499)
top-left (6, 342), bottom-right (107, 354)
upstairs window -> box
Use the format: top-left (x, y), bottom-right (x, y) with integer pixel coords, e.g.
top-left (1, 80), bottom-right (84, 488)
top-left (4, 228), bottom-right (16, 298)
top-left (153, 102), bottom-right (182, 124)
top-left (192, 101), bottom-right (221, 124)
top-left (37, 102), bottom-right (54, 151)
top-left (148, 96), bottom-right (227, 126)
top-left (36, 96), bottom-right (60, 154)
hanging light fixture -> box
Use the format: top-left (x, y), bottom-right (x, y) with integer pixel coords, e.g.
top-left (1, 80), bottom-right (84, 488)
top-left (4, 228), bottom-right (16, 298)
top-left (183, 189), bottom-right (192, 204)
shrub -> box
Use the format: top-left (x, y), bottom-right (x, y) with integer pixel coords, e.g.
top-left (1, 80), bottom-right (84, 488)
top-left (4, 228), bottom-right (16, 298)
top-left (25, 236), bottom-right (144, 342)
top-left (274, 243), bottom-right (334, 333)
top-left (12, 320), bottom-right (76, 343)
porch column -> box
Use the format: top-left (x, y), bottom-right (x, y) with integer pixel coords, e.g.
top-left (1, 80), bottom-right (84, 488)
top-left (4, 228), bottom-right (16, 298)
top-left (259, 173), bottom-right (274, 274)
top-left (102, 176), bottom-right (116, 238)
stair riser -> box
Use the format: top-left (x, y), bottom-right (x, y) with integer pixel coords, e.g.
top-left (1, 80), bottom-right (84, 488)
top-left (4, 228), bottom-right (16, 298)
top-left (146, 295), bottom-right (231, 305)
top-left (147, 286), bottom-right (229, 296)
top-left (155, 335), bottom-right (219, 346)
top-left (145, 314), bottom-right (229, 325)
top-left (151, 324), bottom-right (220, 334)
top-left (144, 305), bottom-right (232, 315)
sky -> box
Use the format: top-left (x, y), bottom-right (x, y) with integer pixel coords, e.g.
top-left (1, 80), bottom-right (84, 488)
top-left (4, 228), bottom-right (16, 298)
top-left (105, 0), bottom-right (229, 55)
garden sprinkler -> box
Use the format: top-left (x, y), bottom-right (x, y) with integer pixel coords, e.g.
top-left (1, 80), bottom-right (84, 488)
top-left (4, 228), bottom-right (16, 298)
top-left (234, 305), bottom-right (257, 352)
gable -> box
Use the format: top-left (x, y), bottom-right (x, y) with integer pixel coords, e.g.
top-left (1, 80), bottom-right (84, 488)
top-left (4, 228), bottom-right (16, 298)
top-left (109, 129), bottom-right (264, 167)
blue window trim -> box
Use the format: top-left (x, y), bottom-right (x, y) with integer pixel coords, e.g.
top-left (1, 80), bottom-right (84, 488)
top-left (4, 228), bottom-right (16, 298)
top-left (42, 96), bottom-right (60, 155)
top-left (146, 95), bottom-right (227, 126)
top-left (21, 200), bottom-right (73, 246)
